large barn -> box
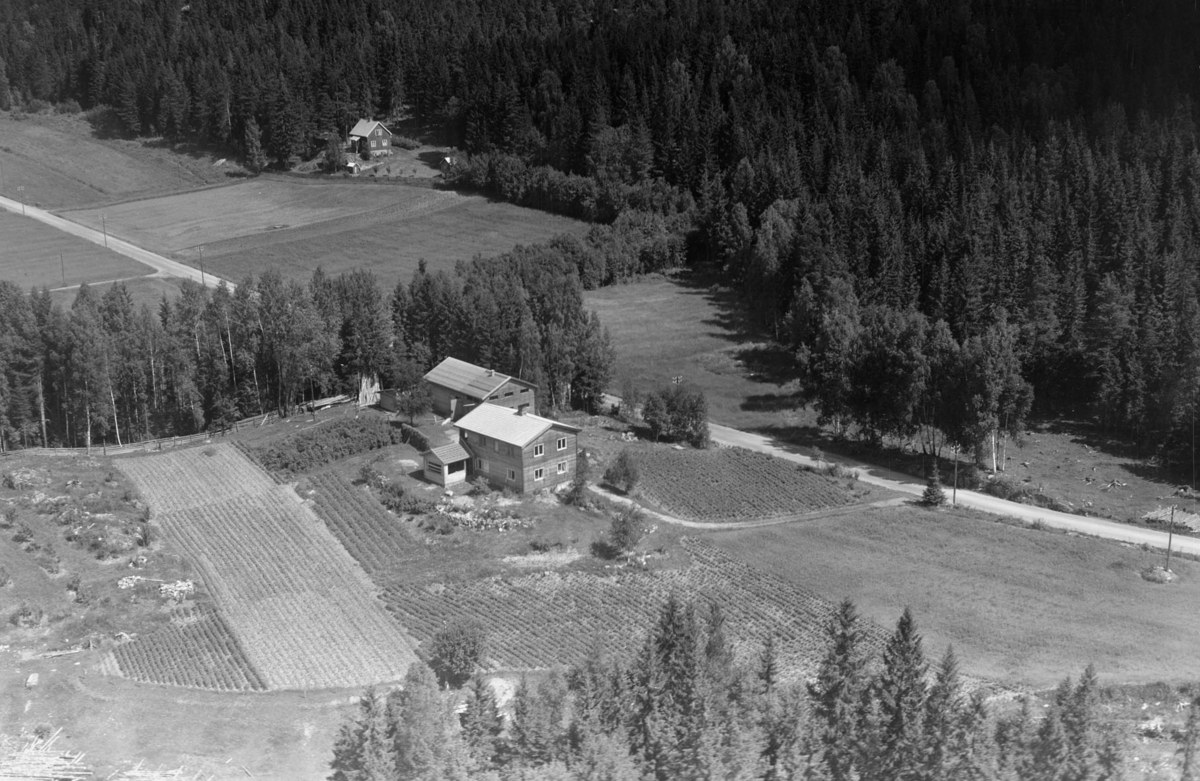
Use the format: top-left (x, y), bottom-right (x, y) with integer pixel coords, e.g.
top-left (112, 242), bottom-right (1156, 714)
top-left (423, 357), bottom-right (537, 420)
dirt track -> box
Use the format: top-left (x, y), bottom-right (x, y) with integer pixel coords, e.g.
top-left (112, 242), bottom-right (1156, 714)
top-left (0, 194), bottom-right (234, 290)
top-left (708, 423), bottom-right (1200, 557)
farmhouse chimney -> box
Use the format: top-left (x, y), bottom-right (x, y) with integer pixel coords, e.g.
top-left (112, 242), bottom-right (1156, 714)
top-left (487, 369), bottom-right (494, 376)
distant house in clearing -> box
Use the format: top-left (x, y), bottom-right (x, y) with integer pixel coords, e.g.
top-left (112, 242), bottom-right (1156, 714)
top-left (423, 357), bottom-right (537, 420)
top-left (454, 403), bottom-right (579, 493)
top-left (422, 441), bottom-right (471, 487)
top-left (348, 119), bottom-right (393, 157)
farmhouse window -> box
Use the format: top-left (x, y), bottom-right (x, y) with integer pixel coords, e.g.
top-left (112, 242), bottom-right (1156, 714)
top-left (479, 459), bottom-right (490, 474)
top-left (521, 388), bottom-right (529, 393)
top-left (534, 444), bottom-right (544, 457)
top-left (557, 462), bottom-right (568, 474)
top-left (504, 391), bottom-right (514, 397)
top-left (557, 437), bottom-right (567, 451)
top-left (534, 468), bottom-right (544, 481)
top-left (371, 139), bottom-right (377, 148)
top-left (493, 440), bottom-right (500, 453)
top-left (507, 469), bottom-right (516, 482)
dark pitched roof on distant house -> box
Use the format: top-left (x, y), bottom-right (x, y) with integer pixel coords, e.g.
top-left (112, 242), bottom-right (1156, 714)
top-left (425, 441), bottom-right (471, 465)
top-left (424, 357), bottom-right (513, 399)
top-left (348, 119), bottom-right (392, 138)
top-left (455, 403), bottom-right (579, 448)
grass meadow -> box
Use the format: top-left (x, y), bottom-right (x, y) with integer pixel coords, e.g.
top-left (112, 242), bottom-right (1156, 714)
top-left (584, 273), bottom-right (811, 430)
top-left (0, 112), bottom-right (242, 210)
top-left (0, 209), bottom-right (153, 289)
top-left (64, 178), bottom-right (590, 292)
top-left (706, 503), bottom-right (1200, 688)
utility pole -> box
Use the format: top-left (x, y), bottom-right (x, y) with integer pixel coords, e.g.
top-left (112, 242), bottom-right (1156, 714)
top-left (952, 444), bottom-right (959, 505)
top-left (101, 214), bottom-right (108, 248)
top-left (199, 245), bottom-right (206, 287)
top-left (60, 253), bottom-right (65, 286)
top-left (1167, 504), bottom-right (1175, 573)
top-left (17, 186), bottom-right (25, 216)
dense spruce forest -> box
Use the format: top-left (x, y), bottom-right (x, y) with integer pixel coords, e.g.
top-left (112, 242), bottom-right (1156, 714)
top-left (3, 0), bottom-right (1200, 463)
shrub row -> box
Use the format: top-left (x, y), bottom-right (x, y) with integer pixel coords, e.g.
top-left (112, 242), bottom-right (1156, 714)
top-left (251, 418), bottom-right (412, 476)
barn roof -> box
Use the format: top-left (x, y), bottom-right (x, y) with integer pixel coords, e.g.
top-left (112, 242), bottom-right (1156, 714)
top-left (424, 442), bottom-right (471, 465)
top-left (455, 403), bottom-right (579, 448)
top-left (424, 357), bottom-right (512, 399)
top-left (348, 119), bottom-right (392, 138)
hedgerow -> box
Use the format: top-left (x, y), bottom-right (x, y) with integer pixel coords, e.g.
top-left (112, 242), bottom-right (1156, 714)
top-left (249, 418), bottom-right (415, 476)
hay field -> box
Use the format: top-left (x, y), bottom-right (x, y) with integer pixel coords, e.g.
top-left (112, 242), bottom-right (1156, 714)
top-left (0, 210), bottom-right (154, 289)
top-left (0, 112), bottom-right (240, 210)
top-left (119, 444), bottom-right (419, 690)
top-left (708, 504), bottom-right (1200, 688)
top-left (63, 178), bottom-right (589, 290)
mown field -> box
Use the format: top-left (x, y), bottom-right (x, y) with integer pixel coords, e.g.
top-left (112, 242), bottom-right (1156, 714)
top-left (0, 209), bottom-right (154, 289)
top-left (0, 112), bottom-right (242, 210)
top-left (63, 178), bottom-right (590, 292)
top-left (118, 444), bottom-right (419, 690)
top-left (707, 503), bottom-right (1200, 688)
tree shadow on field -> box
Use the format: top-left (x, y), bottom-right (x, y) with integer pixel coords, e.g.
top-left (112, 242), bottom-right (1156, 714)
top-left (742, 391), bottom-right (806, 413)
top-left (671, 268), bottom-right (755, 344)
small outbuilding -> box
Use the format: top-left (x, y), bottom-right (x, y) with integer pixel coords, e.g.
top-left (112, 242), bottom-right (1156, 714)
top-left (422, 441), bottom-right (471, 487)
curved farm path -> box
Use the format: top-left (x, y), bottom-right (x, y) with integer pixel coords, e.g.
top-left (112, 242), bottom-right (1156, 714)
top-left (589, 482), bottom-right (906, 529)
top-left (0, 194), bottom-right (233, 291)
top-left (709, 422), bottom-right (1200, 556)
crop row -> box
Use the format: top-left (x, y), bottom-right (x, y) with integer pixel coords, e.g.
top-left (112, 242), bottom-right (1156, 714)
top-left (638, 447), bottom-right (855, 522)
top-left (122, 445), bottom-right (420, 690)
top-left (383, 537), bottom-right (884, 680)
top-left (111, 606), bottom-right (267, 691)
top-left (119, 444), bottom-right (278, 514)
top-left (160, 493), bottom-right (419, 689)
top-left (308, 471), bottom-right (425, 580)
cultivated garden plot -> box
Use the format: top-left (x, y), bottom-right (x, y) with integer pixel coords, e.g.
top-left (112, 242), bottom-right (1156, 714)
top-left (384, 538), bottom-right (886, 682)
top-left (119, 444), bottom-right (419, 689)
top-left (305, 471), bottom-right (426, 578)
top-left (636, 447), bottom-right (857, 522)
top-left (110, 605), bottom-right (266, 691)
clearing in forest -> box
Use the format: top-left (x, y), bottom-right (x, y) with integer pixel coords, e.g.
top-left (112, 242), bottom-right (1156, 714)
top-left (635, 447), bottom-right (860, 523)
top-left (118, 443), bottom-right (418, 690)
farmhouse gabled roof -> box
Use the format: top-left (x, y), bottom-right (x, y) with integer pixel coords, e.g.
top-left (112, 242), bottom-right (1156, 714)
top-left (425, 441), bottom-right (471, 465)
top-left (455, 403), bottom-right (579, 448)
top-left (424, 357), bottom-right (512, 399)
top-left (348, 119), bottom-right (392, 138)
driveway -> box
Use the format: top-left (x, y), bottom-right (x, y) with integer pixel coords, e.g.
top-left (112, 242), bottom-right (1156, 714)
top-left (0, 194), bottom-right (234, 291)
top-left (709, 423), bottom-right (1200, 557)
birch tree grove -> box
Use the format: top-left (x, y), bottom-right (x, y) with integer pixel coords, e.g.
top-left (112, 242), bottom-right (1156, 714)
top-left (0, 249), bottom-right (614, 449)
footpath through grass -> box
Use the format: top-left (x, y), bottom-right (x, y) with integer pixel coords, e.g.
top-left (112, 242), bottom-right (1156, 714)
top-left (706, 503), bottom-right (1200, 688)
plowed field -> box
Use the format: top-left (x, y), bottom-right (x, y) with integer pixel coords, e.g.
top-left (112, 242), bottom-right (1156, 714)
top-left (119, 444), bottom-right (419, 689)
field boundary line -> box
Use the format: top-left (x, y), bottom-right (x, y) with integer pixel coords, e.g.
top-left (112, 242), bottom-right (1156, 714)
top-left (54, 176), bottom-right (258, 213)
top-left (588, 483), bottom-right (906, 529)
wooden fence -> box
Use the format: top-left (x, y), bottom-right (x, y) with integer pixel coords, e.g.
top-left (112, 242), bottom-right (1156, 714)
top-left (0, 413), bottom-right (277, 459)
